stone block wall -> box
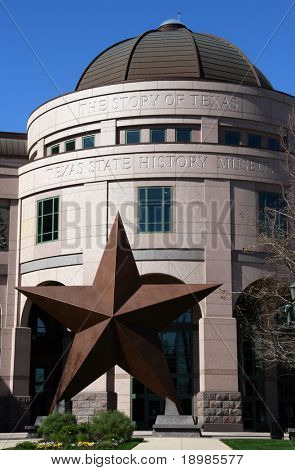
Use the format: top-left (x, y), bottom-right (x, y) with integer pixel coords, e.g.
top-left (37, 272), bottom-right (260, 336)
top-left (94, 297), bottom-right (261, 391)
top-left (197, 391), bottom-right (243, 431)
top-left (72, 392), bottom-right (117, 424)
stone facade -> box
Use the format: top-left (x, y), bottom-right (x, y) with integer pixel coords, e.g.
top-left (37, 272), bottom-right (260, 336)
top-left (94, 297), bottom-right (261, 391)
top-left (72, 392), bottom-right (117, 424)
top-left (197, 392), bottom-right (242, 431)
top-left (0, 21), bottom-right (294, 432)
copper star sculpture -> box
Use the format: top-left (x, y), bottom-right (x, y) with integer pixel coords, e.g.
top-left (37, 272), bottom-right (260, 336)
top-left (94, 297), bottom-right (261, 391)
top-left (17, 213), bottom-right (220, 412)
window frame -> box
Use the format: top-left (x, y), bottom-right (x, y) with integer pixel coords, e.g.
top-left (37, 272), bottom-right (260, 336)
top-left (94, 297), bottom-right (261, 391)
top-left (258, 190), bottom-right (286, 237)
top-left (125, 129), bottom-right (141, 145)
top-left (51, 144), bottom-right (60, 155)
top-left (36, 196), bottom-right (60, 244)
top-left (176, 128), bottom-right (192, 143)
top-left (137, 186), bottom-right (172, 233)
top-left (150, 128), bottom-right (166, 144)
top-left (0, 202), bottom-right (10, 252)
top-left (224, 130), bottom-right (241, 146)
top-left (65, 139), bottom-right (76, 152)
top-left (268, 137), bottom-right (281, 151)
top-left (248, 133), bottom-right (261, 149)
top-left (82, 134), bottom-right (95, 149)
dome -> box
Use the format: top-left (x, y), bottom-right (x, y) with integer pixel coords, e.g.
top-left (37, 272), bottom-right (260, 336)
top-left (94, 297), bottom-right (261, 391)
top-left (76, 21), bottom-right (272, 91)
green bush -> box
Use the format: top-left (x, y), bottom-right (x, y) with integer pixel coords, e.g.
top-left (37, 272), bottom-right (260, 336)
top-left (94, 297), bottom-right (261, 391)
top-left (14, 441), bottom-right (38, 450)
top-left (52, 423), bottom-right (92, 445)
top-left (39, 413), bottom-right (77, 441)
top-left (76, 423), bottom-right (93, 443)
top-left (51, 424), bottom-right (79, 445)
top-left (89, 410), bottom-right (134, 442)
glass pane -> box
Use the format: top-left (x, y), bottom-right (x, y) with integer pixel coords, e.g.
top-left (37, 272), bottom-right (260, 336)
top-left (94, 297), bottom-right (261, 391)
top-left (37, 317), bottom-right (46, 335)
top-left (174, 309), bottom-right (193, 323)
top-left (164, 187), bottom-right (171, 202)
top-left (147, 204), bottom-right (162, 223)
top-left (176, 128), bottom-right (191, 142)
top-left (225, 130), bottom-right (240, 145)
top-left (54, 197), bottom-right (59, 212)
top-left (35, 368), bottom-right (45, 382)
top-left (258, 191), bottom-right (286, 235)
top-left (42, 199), bottom-right (53, 215)
top-left (126, 129), bottom-right (140, 144)
top-left (51, 145), bottom-right (59, 155)
top-left (42, 215), bottom-right (53, 234)
top-left (42, 232), bottom-right (53, 242)
top-left (151, 129), bottom-right (166, 143)
top-left (38, 217), bottom-right (42, 235)
top-left (138, 205), bottom-right (146, 229)
top-left (268, 138), bottom-right (280, 151)
top-left (138, 187), bottom-right (146, 203)
top-left (132, 398), bottom-right (145, 421)
top-left (65, 140), bottom-right (76, 151)
top-left (248, 134), bottom-right (261, 148)
top-left (147, 187), bottom-right (163, 202)
top-left (53, 213), bottom-right (59, 231)
top-left (83, 135), bottom-right (95, 149)
top-left (0, 206), bottom-right (10, 251)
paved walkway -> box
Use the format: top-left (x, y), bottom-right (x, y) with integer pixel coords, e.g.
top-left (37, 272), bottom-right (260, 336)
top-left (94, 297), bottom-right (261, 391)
top-left (134, 437), bottom-right (230, 450)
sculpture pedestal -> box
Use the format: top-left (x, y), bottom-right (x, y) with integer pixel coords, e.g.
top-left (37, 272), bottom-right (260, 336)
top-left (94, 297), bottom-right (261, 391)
top-left (153, 399), bottom-right (201, 437)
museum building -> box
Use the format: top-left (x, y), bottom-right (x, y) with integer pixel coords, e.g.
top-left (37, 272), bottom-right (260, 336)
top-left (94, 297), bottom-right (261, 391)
top-left (0, 19), bottom-right (294, 432)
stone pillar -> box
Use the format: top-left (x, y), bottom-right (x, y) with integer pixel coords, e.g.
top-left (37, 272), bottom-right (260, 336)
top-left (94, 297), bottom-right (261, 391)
top-left (0, 327), bottom-right (31, 431)
top-left (197, 318), bottom-right (242, 431)
top-left (201, 117), bottom-right (218, 143)
top-left (72, 391), bottom-right (117, 424)
top-left (100, 119), bottom-right (116, 146)
top-left (71, 371), bottom-right (117, 424)
top-left (197, 180), bottom-right (243, 431)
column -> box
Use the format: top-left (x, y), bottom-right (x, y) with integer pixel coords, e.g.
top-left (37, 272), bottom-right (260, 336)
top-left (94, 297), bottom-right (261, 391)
top-left (197, 180), bottom-right (242, 431)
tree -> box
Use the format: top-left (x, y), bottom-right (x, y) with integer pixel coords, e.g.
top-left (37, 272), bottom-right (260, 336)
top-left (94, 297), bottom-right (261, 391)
top-left (235, 109), bottom-right (295, 371)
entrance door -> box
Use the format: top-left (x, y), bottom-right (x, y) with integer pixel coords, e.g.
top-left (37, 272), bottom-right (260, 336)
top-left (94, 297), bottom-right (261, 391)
top-left (131, 309), bottom-right (194, 430)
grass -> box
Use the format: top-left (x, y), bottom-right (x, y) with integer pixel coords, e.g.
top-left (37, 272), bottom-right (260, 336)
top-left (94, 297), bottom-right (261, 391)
top-left (116, 438), bottom-right (143, 450)
top-left (221, 439), bottom-right (295, 450)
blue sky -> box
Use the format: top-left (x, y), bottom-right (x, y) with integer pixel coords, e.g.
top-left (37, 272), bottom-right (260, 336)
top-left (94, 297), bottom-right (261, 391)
top-left (0, 0), bottom-right (294, 132)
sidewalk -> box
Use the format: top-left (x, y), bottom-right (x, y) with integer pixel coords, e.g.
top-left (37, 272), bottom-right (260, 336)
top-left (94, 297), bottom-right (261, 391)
top-left (134, 437), bottom-right (230, 450)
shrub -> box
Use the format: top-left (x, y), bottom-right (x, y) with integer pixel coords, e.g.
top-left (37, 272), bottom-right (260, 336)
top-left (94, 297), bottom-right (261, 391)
top-left (14, 441), bottom-right (38, 450)
top-left (51, 423), bottom-right (92, 445)
top-left (51, 424), bottom-right (79, 445)
top-left (89, 410), bottom-right (134, 442)
top-left (39, 413), bottom-right (77, 441)
top-left (76, 423), bottom-right (92, 443)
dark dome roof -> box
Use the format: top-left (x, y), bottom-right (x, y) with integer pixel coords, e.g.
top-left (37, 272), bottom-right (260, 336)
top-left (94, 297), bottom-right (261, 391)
top-left (76, 21), bottom-right (272, 91)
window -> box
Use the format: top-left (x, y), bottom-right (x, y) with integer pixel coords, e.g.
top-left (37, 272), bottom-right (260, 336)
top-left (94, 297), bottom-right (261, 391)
top-left (225, 130), bottom-right (240, 146)
top-left (176, 128), bottom-right (192, 143)
top-left (36, 317), bottom-right (47, 336)
top-left (51, 144), bottom-right (60, 155)
top-left (125, 129), bottom-right (141, 144)
top-left (65, 140), bottom-right (76, 152)
top-left (82, 135), bottom-right (95, 149)
top-left (258, 191), bottom-right (286, 236)
top-left (34, 368), bottom-right (45, 393)
top-left (268, 137), bottom-right (281, 151)
top-left (138, 187), bottom-right (172, 233)
top-left (248, 134), bottom-right (261, 148)
top-left (0, 203), bottom-right (9, 251)
top-left (150, 128), bottom-right (166, 143)
top-left (37, 197), bottom-right (59, 244)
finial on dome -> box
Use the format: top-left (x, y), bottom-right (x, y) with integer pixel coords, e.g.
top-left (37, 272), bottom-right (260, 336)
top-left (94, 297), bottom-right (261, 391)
top-left (159, 18), bottom-right (186, 30)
